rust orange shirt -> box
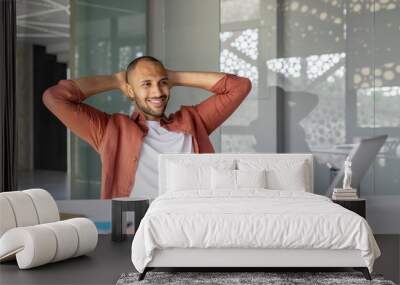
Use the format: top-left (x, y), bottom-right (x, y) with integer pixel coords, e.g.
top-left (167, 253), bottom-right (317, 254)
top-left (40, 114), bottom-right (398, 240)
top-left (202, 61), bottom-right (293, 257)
top-left (42, 74), bottom-right (251, 199)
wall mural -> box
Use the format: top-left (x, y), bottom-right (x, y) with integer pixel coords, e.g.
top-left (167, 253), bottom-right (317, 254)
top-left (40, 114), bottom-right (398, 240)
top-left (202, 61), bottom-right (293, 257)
top-left (219, 0), bottom-right (400, 207)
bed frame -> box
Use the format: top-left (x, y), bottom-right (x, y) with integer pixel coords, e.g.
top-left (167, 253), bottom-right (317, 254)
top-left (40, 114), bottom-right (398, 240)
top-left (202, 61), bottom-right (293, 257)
top-left (139, 248), bottom-right (371, 280)
top-left (137, 154), bottom-right (372, 281)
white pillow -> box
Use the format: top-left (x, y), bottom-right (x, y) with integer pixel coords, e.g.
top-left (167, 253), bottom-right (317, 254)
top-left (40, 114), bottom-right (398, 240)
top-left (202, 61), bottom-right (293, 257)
top-left (167, 163), bottom-right (210, 191)
top-left (166, 159), bottom-right (235, 192)
top-left (237, 159), bottom-right (309, 192)
top-left (236, 169), bottom-right (267, 188)
top-left (211, 168), bottom-right (236, 190)
top-left (211, 168), bottom-right (268, 190)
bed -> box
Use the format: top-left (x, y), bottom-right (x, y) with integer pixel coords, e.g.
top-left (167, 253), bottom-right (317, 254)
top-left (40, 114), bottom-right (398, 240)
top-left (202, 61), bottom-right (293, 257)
top-left (130, 153), bottom-right (380, 281)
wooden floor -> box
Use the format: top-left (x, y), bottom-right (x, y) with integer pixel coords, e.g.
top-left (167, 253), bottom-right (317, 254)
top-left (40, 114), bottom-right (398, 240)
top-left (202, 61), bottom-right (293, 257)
top-left (0, 235), bottom-right (398, 284)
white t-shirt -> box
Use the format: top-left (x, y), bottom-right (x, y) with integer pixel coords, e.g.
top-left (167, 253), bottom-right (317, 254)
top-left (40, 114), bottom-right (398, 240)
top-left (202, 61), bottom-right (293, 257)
top-left (129, 120), bottom-right (193, 198)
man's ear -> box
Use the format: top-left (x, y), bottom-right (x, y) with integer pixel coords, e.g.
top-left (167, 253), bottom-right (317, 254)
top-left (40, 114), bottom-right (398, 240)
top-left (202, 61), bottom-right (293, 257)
top-left (126, 84), bottom-right (136, 101)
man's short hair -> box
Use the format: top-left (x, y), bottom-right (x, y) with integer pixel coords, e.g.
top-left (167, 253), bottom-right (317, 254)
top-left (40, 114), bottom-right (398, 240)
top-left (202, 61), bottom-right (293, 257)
top-left (125, 56), bottom-right (164, 83)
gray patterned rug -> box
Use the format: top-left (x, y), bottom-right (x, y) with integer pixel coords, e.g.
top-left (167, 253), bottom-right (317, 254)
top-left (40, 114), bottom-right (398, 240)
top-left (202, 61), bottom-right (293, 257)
top-left (116, 271), bottom-right (396, 285)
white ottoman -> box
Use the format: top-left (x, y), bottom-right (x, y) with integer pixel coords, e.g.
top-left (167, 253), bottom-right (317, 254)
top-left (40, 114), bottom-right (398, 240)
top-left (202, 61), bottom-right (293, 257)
top-left (0, 189), bottom-right (98, 269)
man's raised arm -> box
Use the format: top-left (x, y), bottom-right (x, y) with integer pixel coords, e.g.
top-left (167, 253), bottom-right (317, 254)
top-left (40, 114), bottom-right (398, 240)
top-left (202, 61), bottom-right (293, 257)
top-left (42, 72), bottom-right (128, 152)
top-left (168, 71), bottom-right (252, 135)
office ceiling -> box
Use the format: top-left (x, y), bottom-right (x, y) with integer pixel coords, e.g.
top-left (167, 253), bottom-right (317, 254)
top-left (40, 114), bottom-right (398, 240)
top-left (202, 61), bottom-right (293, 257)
top-left (16, 0), bottom-right (70, 63)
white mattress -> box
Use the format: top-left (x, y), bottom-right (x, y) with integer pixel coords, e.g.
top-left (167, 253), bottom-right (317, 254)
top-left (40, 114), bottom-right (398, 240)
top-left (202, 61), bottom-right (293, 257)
top-left (131, 189), bottom-right (380, 273)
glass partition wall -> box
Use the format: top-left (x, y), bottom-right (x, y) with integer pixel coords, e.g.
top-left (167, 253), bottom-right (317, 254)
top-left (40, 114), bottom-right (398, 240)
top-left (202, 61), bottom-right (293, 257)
top-left (16, 0), bottom-right (147, 200)
top-left (69, 0), bottom-right (147, 199)
top-left (220, 0), bottom-right (400, 233)
top-left (16, 0), bottom-right (70, 200)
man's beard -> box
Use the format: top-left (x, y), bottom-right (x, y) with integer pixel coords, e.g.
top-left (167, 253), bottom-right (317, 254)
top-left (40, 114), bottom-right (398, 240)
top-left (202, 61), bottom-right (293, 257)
top-left (135, 97), bottom-right (167, 117)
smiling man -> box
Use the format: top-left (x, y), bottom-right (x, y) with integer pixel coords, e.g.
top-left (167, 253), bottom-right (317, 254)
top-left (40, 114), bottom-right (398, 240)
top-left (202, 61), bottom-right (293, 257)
top-left (43, 56), bottom-right (251, 199)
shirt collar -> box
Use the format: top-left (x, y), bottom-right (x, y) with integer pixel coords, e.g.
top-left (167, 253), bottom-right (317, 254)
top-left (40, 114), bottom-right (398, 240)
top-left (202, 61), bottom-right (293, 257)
top-left (130, 111), bottom-right (172, 125)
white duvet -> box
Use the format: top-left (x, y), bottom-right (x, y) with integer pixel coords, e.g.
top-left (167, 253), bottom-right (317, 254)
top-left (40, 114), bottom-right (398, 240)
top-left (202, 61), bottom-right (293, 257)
top-left (131, 189), bottom-right (380, 273)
